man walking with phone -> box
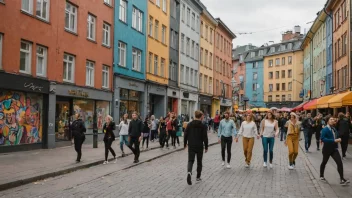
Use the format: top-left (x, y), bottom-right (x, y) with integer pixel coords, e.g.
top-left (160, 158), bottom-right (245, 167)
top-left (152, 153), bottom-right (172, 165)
top-left (184, 110), bottom-right (208, 185)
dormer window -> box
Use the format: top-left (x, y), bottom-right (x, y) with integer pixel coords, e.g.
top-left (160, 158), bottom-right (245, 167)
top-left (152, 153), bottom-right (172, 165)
top-left (258, 50), bottom-right (264, 56)
top-left (288, 43), bottom-right (293, 50)
top-left (270, 47), bottom-right (275, 53)
top-left (250, 51), bottom-right (255, 58)
top-left (281, 45), bottom-right (286, 51)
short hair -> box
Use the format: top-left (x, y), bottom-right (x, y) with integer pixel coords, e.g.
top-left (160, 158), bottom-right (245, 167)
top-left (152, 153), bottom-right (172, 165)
top-left (195, 110), bottom-right (204, 119)
top-left (132, 111), bottom-right (138, 115)
top-left (338, 112), bottom-right (345, 120)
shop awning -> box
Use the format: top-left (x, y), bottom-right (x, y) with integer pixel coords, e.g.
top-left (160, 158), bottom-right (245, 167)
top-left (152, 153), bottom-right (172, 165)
top-left (327, 91), bottom-right (352, 108)
top-left (292, 101), bottom-right (309, 112)
top-left (303, 99), bottom-right (318, 110)
top-left (316, 95), bottom-right (336, 109)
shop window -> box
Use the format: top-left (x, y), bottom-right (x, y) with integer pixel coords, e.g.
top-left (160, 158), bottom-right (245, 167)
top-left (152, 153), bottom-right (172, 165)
top-left (119, 89), bottom-right (141, 119)
top-left (73, 99), bottom-right (95, 129)
top-left (96, 101), bottom-right (110, 131)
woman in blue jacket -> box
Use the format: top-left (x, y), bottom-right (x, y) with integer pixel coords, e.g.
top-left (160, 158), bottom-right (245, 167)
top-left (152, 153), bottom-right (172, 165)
top-left (320, 116), bottom-right (349, 185)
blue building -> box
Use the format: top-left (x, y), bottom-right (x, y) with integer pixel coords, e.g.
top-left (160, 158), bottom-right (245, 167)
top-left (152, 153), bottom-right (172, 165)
top-left (113, 0), bottom-right (148, 121)
top-left (325, 11), bottom-right (333, 94)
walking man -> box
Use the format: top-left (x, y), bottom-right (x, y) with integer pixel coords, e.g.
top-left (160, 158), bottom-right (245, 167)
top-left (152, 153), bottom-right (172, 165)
top-left (218, 111), bottom-right (237, 168)
top-left (302, 113), bottom-right (314, 153)
top-left (71, 114), bottom-right (86, 162)
top-left (184, 110), bottom-right (208, 185)
top-left (128, 111), bottom-right (144, 163)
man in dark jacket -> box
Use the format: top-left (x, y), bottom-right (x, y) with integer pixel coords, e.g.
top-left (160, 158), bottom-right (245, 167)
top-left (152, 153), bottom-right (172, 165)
top-left (302, 113), bottom-right (314, 153)
top-left (336, 113), bottom-right (351, 159)
top-left (128, 111), bottom-right (144, 163)
top-left (184, 110), bottom-right (208, 185)
top-left (71, 114), bottom-right (86, 162)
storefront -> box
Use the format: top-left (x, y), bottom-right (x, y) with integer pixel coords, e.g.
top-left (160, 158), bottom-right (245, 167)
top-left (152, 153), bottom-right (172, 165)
top-left (180, 90), bottom-right (198, 118)
top-left (167, 87), bottom-right (179, 115)
top-left (48, 84), bottom-right (112, 147)
top-left (199, 95), bottom-right (212, 116)
top-left (0, 73), bottom-right (49, 153)
top-left (220, 99), bottom-right (232, 114)
top-left (211, 98), bottom-right (220, 118)
top-left (147, 82), bottom-right (167, 118)
top-left (114, 76), bottom-right (146, 122)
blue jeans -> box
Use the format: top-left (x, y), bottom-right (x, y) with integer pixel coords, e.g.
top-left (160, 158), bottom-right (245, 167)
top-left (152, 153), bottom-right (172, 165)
top-left (119, 135), bottom-right (129, 152)
top-left (280, 129), bottom-right (287, 141)
top-left (303, 129), bottom-right (312, 151)
top-left (262, 137), bottom-right (275, 163)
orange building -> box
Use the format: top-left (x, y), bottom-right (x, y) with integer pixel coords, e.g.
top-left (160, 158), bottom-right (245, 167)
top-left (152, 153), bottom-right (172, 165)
top-left (0, 0), bottom-right (114, 151)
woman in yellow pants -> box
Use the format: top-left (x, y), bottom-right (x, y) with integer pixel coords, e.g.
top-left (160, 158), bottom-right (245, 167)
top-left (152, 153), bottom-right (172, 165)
top-left (285, 112), bottom-right (301, 170)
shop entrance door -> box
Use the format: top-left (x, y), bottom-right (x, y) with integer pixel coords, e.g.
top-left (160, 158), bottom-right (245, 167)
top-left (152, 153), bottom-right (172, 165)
top-left (55, 100), bottom-right (72, 142)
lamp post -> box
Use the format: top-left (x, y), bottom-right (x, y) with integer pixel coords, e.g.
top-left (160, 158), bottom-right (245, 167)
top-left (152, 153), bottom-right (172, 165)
top-left (243, 96), bottom-right (249, 111)
top-left (231, 78), bottom-right (239, 113)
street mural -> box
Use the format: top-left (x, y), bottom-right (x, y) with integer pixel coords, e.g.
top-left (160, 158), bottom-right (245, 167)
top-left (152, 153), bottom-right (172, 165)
top-left (0, 90), bottom-right (42, 146)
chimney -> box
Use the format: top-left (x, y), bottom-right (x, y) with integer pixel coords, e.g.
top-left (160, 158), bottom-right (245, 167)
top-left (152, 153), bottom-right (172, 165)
top-left (294, 25), bottom-right (301, 34)
top-left (282, 26), bottom-right (301, 41)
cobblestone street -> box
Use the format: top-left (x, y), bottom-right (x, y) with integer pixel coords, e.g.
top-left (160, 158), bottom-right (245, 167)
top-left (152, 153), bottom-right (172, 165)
top-left (1, 136), bottom-right (340, 198)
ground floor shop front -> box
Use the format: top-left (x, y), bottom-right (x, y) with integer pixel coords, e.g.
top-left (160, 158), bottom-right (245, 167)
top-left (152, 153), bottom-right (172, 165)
top-left (180, 90), bottom-right (198, 119)
top-left (147, 82), bottom-right (167, 119)
top-left (167, 87), bottom-right (180, 115)
top-left (199, 95), bottom-right (212, 117)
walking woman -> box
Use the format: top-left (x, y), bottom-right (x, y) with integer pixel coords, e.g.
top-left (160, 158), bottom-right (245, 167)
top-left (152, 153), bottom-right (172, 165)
top-left (118, 113), bottom-right (129, 157)
top-left (142, 117), bottom-right (151, 150)
top-left (285, 112), bottom-right (301, 170)
top-left (103, 115), bottom-right (117, 165)
top-left (260, 111), bottom-right (279, 168)
top-left (320, 116), bottom-right (350, 185)
top-left (158, 116), bottom-right (168, 148)
top-left (336, 113), bottom-right (350, 160)
top-left (176, 115), bottom-right (183, 147)
top-left (236, 113), bottom-right (259, 167)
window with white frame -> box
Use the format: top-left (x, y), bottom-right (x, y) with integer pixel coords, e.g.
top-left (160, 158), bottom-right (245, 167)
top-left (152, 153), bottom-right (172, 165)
top-left (104, 0), bottom-right (111, 6)
top-left (154, 55), bottom-right (158, 75)
top-left (118, 41), bottom-right (126, 67)
top-left (87, 14), bottom-right (96, 40)
top-left (20, 41), bottom-right (32, 74)
top-left (119, 0), bottom-right (127, 23)
top-left (195, 44), bottom-right (199, 61)
top-left (186, 38), bottom-right (190, 56)
top-left (149, 16), bottom-right (153, 36)
top-left (160, 58), bottom-right (165, 77)
top-left (162, 25), bottom-right (166, 44)
top-left (22, 0), bottom-right (33, 14)
top-left (196, 16), bottom-right (199, 33)
top-left (181, 34), bottom-right (185, 53)
top-left (155, 20), bottom-right (159, 40)
top-left (185, 67), bottom-right (189, 84)
top-left (102, 65), bottom-right (109, 88)
top-left (148, 52), bottom-right (153, 73)
top-left (191, 13), bottom-right (195, 30)
top-left (63, 53), bottom-right (75, 82)
top-left (191, 41), bottom-right (195, 58)
top-left (36, 0), bottom-right (50, 21)
top-left (132, 7), bottom-right (143, 32)
top-left (103, 23), bottom-right (111, 46)
top-left (250, 51), bottom-right (255, 58)
top-left (162, 0), bottom-right (167, 13)
top-left (180, 65), bottom-right (184, 82)
top-left (199, 74), bottom-right (203, 91)
top-left (36, 46), bottom-right (47, 77)
top-left (190, 69), bottom-right (194, 86)
top-left (0, 34), bottom-right (2, 69)
top-left (181, 3), bottom-right (185, 22)
top-left (65, 2), bottom-right (77, 33)
top-left (187, 8), bottom-right (190, 26)
top-left (86, 61), bottom-right (94, 86)
top-left (132, 48), bottom-right (142, 71)
top-left (156, 0), bottom-right (160, 7)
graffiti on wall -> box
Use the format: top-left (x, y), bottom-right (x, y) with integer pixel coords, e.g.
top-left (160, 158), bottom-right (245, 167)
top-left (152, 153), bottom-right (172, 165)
top-left (0, 91), bottom-right (42, 146)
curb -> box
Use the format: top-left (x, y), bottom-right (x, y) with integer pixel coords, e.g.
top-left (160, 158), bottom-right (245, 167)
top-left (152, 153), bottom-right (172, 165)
top-left (0, 140), bottom-right (219, 192)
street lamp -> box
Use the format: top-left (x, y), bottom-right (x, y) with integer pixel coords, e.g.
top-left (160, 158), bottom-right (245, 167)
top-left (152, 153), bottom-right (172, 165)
top-left (242, 96), bottom-right (249, 111)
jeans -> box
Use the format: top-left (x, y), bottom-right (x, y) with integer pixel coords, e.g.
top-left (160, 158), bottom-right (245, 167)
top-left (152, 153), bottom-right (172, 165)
top-left (320, 148), bottom-right (344, 180)
top-left (159, 132), bottom-right (167, 147)
top-left (150, 130), bottom-right (158, 141)
top-left (187, 146), bottom-right (204, 178)
top-left (221, 136), bottom-right (233, 163)
top-left (128, 136), bottom-right (140, 160)
top-left (315, 130), bottom-right (321, 150)
top-left (304, 129), bottom-right (313, 151)
top-left (262, 137), bottom-right (275, 163)
top-left (104, 138), bottom-right (116, 161)
top-left (74, 138), bottom-right (84, 161)
top-left (280, 129), bottom-right (287, 141)
top-left (341, 136), bottom-right (349, 157)
top-left (119, 135), bottom-right (129, 152)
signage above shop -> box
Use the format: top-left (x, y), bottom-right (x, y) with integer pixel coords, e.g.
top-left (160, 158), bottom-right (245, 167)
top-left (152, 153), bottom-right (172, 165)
top-left (129, 83), bottom-right (138, 88)
top-left (68, 89), bottom-right (89, 98)
top-left (0, 72), bottom-right (50, 94)
top-left (24, 82), bottom-right (44, 92)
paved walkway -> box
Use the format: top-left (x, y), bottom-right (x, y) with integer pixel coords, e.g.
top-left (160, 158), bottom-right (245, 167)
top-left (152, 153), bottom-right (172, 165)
top-left (0, 132), bottom-right (219, 191)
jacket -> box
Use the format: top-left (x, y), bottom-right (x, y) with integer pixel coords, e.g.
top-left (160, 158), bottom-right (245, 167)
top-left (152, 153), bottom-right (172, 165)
top-left (321, 125), bottom-right (339, 150)
top-left (336, 118), bottom-right (351, 137)
top-left (71, 119), bottom-right (86, 140)
top-left (103, 121), bottom-right (116, 141)
top-left (302, 118), bottom-right (314, 130)
top-left (118, 120), bottom-right (129, 136)
top-left (184, 120), bottom-right (208, 149)
top-left (128, 119), bottom-right (144, 137)
top-left (218, 119), bottom-right (236, 138)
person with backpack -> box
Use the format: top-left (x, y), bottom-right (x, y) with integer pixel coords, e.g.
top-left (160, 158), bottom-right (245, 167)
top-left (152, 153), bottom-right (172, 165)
top-left (72, 113), bottom-right (86, 163)
top-left (103, 115), bottom-right (117, 165)
top-left (118, 113), bottom-right (129, 157)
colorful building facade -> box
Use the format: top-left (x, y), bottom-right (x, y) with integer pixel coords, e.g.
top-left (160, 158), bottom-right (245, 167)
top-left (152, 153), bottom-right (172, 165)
top-left (325, 9), bottom-right (333, 95)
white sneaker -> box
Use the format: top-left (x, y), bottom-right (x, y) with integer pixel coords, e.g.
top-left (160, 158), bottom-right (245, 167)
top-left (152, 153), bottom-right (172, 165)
top-left (269, 163), bottom-right (273, 169)
top-left (226, 164), bottom-right (231, 169)
top-left (342, 157), bottom-right (347, 161)
top-left (263, 162), bottom-right (267, 167)
top-left (103, 161), bottom-right (108, 165)
top-left (292, 164), bottom-right (295, 168)
top-left (245, 164), bottom-right (249, 168)
top-left (288, 165), bottom-right (294, 170)
top-left (114, 158), bottom-right (117, 164)
top-left (221, 161), bottom-right (225, 166)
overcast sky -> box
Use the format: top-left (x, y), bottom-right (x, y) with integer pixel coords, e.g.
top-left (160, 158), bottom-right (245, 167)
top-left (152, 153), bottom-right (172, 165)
top-left (201, 0), bottom-right (327, 47)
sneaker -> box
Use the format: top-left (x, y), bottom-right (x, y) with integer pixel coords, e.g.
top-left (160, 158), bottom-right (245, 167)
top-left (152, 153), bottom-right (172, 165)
top-left (121, 153), bottom-right (126, 157)
top-left (263, 162), bottom-right (267, 168)
top-left (103, 161), bottom-right (108, 165)
top-left (320, 177), bottom-right (327, 182)
top-left (288, 165), bottom-right (294, 170)
top-left (114, 157), bottom-right (117, 164)
top-left (342, 157), bottom-right (347, 161)
top-left (226, 164), bottom-right (231, 169)
top-left (187, 172), bottom-right (192, 185)
top-left (196, 177), bottom-right (202, 181)
top-left (340, 179), bottom-right (350, 186)
top-left (76, 160), bottom-right (80, 163)
top-left (269, 163), bottom-right (273, 169)
top-left (245, 164), bottom-right (249, 168)
top-left (221, 161), bottom-right (225, 166)
top-left (317, 148), bottom-right (320, 151)
top-left (305, 150), bottom-right (308, 154)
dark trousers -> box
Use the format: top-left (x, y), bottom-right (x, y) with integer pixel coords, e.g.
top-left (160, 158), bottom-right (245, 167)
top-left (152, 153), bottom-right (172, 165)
top-left (128, 137), bottom-right (140, 160)
top-left (169, 130), bottom-right (176, 147)
top-left (188, 146), bottom-right (204, 178)
top-left (341, 136), bottom-right (349, 157)
top-left (315, 130), bottom-right (321, 149)
top-left (320, 148), bottom-right (344, 180)
top-left (142, 136), bottom-right (149, 148)
top-left (74, 138), bottom-right (84, 161)
top-left (159, 132), bottom-right (167, 147)
top-left (176, 136), bottom-right (180, 145)
top-left (104, 138), bottom-right (116, 161)
top-left (151, 130), bottom-right (157, 140)
top-left (280, 129), bottom-right (287, 141)
top-left (221, 136), bottom-right (233, 163)
top-left (304, 129), bottom-right (313, 151)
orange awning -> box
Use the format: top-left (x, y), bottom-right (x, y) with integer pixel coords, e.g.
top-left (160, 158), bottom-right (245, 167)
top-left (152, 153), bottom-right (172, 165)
top-left (316, 95), bottom-right (336, 109)
top-left (327, 91), bottom-right (352, 108)
top-left (303, 99), bottom-right (318, 110)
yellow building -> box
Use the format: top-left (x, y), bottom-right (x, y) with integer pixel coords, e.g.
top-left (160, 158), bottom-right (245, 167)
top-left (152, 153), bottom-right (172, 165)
top-left (199, 9), bottom-right (217, 116)
top-left (263, 40), bottom-right (304, 108)
top-left (146, 0), bottom-right (170, 117)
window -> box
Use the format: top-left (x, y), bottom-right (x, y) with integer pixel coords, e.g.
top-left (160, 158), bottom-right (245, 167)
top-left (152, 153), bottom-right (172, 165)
top-left (199, 74), bottom-right (203, 91)
top-left (252, 84), bottom-right (257, 91)
top-left (181, 65), bottom-right (184, 82)
top-left (36, 0), bottom-right (50, 21)
top-left (186, 38), bottom-right (190, 56)
top-left (269, 72), bottom-right (273, 79)
top-left (22, 0), bottom-right (33, 14)
top-left (342, 33), bottom-right (347, 56)
top-left (276, 83), bottom-right (280, 91)
top-left (191, 41), bottom-right (195, 58)
top-left (195, 44), bottom-right (199, 61)
top-left (276, 95), bottom-right (280, 102)
top-left (205, 25), bottom-right (208, 40)
top-left (253, 62), bottom-right (258, 68)
top-left (185, 67), bottom-right (189, 84)
top-left (171, 0), bottom-right (176, 18)
top-left (250, 52), bottom-right (255, 58)
top-left (281, 70), bottom-right (285, 78)
top-left (102, 65), bottom-right (109, 88)
top-left (181, 34), bottom-right (185, 53)
top-left (210, 28), bottom-right (213, 44)
top-left (156, 0), bottom-right (160, 7)
top-left (269, 84), bottom-right (273, 92)
top-left (103, 23), bottom-right (111, 46)
top-left (63, 53), bottom-right (75, 82)
top-left (209, 53), bottom-right (213, 69)
top-left (204, 50), bottom-right (208, 67)
top-left (171, 30), bottom-right (178, 49)
top-left (36, 46), bottom-right (47, 77)
top-left (196, 16), bottom-right (199, 33)
top-left (118, 42), bottom-right (126, 67)
top-left (148, 52), bottom-right (153, 73)
top-left (132, 48), bottom-right (142, 71)
top-left (161, 25), bottom-right (166, 44)
top-left (259, 50), bottom-right (263, 56)
top-left (200, 48), bottom-right (203, 65)
top-left (149, 16), bottom-right (153, 36)
top-left (269, 60), bottom-right (273, 67)
top-left (209, 78), bottom-right (212, 94)
top-left (275, 71), bottom-right (279, 79)
top-left (192, 13), bottom-right (195, 30)
top-left (275, 58), bottom-right (280, 66)
top-left (282, 95), bottom-right (286, 102)
top-left (154, 55), bottom-right (158, 75)
top-left (216, 80), bottom-right (219, 95)
top-left (288, 56), bottom-right (292, 64)
top-left (0, 34), bottom-right (2, 69)
top-left (160, 58), bottom-right (165, 77)
top-left (65, 2), bottom-right (77, 33)
top-left (86, 61), bottom-right (94, 86)
top-left (268, 95), bottom-right (272, 102)
top-left (200, 21), bottom-right (203, 37)
top-left (181, 4), bottom-right (185, 22)
top-left (155, 20), bottom-right (159, 40)
top-left (132, 8), bottom-right (143, 32)
top-left (204, 76), bottom-right (207, 92)
top-left (282, 57), bottom-right (285, 65)
top-left (87, 14), bottom-right (96, 40)
top-left (187, 8), bottom-right (190, 26)
top-left (282, 83), bottom-right (285, 91)
top-left (253, 72), bottom-right (258, 80)
top-left (270, 47), bottom-right (275, 53)
top-left (287, 43), bottom-right (293, 50)
top-left (288, 94), bottom-right (291, 101)
top-left (280, 45), bottom-right (286, 51)
top-left (288, 82), bottom-right (292, 91)
top-left (288, 69), bottom-right (292, 78)
top-left (104, 0), bottom-right (111, 5)
top-left (162, 0), bottom-right (167, 12)
top-left (20, 41), bottom-right (32, 74)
